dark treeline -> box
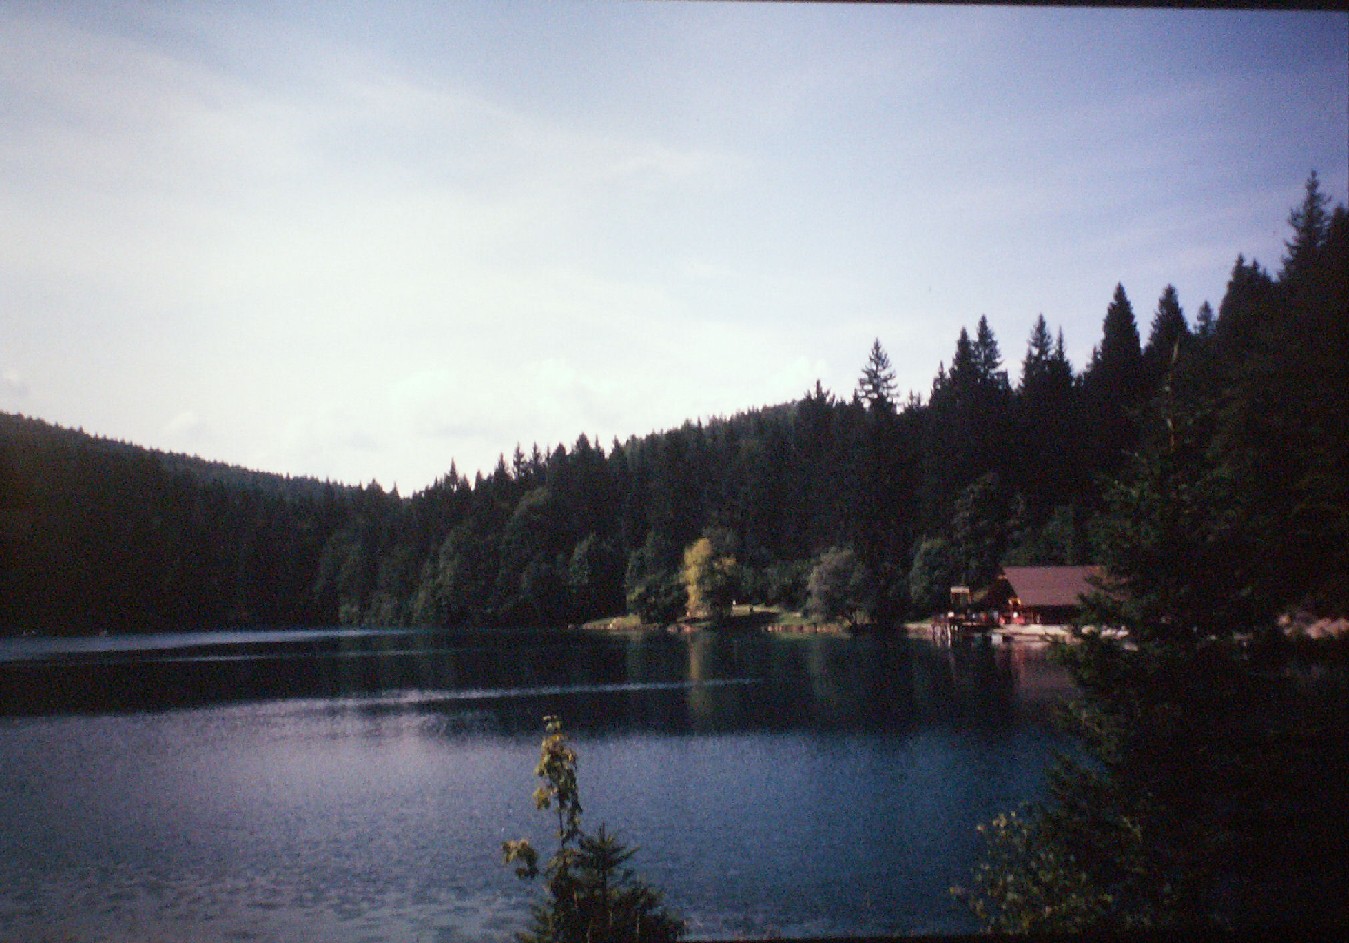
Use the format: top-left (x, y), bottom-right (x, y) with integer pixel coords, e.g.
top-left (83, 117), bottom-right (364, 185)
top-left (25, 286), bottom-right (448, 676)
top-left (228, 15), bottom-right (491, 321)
top-left (963, 174), bottom-right (1349, 935)
top-left (2, 174), bottom-right (1345, 636)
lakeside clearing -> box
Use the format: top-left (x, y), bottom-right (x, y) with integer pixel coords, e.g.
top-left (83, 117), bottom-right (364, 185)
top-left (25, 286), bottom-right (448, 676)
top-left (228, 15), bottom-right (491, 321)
top-left (580, 604), bottom-right (1077, 642)
top-left (581, 603), bottom-right (853, 636)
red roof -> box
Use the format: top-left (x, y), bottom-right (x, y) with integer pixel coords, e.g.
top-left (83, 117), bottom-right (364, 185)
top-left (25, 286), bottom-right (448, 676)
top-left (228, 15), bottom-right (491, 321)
top-left (1000, 566), bottom-right (1102, 609)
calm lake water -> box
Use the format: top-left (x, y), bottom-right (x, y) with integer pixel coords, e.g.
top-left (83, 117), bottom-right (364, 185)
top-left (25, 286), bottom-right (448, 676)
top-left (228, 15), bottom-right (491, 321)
top-left (0, 628), bottom-right (1074, 942)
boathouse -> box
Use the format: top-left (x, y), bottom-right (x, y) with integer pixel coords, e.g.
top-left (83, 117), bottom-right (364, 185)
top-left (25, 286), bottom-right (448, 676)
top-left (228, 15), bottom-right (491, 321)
top-left (986, 565), bottom-right (1102, 625)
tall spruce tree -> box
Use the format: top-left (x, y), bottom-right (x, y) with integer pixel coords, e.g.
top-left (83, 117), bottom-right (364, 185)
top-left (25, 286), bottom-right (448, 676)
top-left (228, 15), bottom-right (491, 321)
top-left (1143, 285), bottom-right (1189, 387)
top-left (1016, 316), bottom-right (1080, 518)
top-left (973, 315), bottom-right (1007, 388)
top-left (857, 338), bottom-right (898, 414)
top-left (1281, 170), bottom-right (1330, 282)
top-left (1082, 284), bottom-right (1146, 475)
top-left (1088, 284), bottom-right (1143, 390)
top-left (1214, 254), bottom-right (1275, 362)
top-left (1019, 315), bottom-right (1056, 391)
top-left (1193, 301), bottom-right (1215, 340)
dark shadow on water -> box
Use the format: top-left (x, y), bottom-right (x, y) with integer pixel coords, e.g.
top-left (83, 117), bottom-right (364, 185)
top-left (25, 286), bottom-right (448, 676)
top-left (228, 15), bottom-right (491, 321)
top-left (0, 628), bottom-right (1071, 739)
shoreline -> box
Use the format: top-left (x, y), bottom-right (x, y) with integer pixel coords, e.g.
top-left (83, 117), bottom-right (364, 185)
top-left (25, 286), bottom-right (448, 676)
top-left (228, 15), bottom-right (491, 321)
top-left (580, 611), bottom-right (1077, 643)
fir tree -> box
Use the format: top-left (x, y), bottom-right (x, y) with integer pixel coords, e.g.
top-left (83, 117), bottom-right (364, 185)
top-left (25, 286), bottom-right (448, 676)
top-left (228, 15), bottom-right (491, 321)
top-left (1193, 301), bottom-right (1215, 340)
top-left (1088, 284), bottom-right (1143, 389)
top-left (1143, 284), bottom-right (1189, 386)
top-left (1281, 170), bottom-right (1330, 282)
top-left (1083, 284), bottom-right (1146, 474)
top-left (1020, 315), bottom-right (1056, 391)
top-left (1016, 317), bottom-right (1080, 518)
top-left (973, 315), bottom-right (1007, 388)
top-left (856, 338), bottom-right (898, 413)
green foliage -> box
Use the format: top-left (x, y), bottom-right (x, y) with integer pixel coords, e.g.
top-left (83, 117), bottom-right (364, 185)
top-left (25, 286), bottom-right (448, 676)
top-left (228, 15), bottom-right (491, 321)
top-left (964, 633), bottom-right (1349, 933)
top-left (1281, 169), bottom-right (1331, 281)
top-left (623, 532), bottom-right (687, 624)
top-left (567, 534), bottom-right (625, 623)
top-left (1009, 501), bottom-right (1079, 569)
top-left (961, 807), bottom-right (1122, 934)
top-left (748, 558), bottom-right (811, 610)
top-left (680, 532), bottom-right (738, 621)
top-left (1142, 284), bottom-right (1189, 387)
top-left (965, 178), bottom-right (1349, 933)
top-left (948, 472), bottom-right (1008, 589)
top-left (503, 717), bottom-right (684, 943)
top-left (804, 546), bottom-right (870, 627)
top-left (920, 316), bottom-right (1013, 539)
top-left (1082, 283), bottom-right (1146, 476)
top-left (1084, 360), bottom-right (1252, 641)
top-left (908, 536), bottom-right (958, 616)
top-left (625, 573), bottom-right (687, 626)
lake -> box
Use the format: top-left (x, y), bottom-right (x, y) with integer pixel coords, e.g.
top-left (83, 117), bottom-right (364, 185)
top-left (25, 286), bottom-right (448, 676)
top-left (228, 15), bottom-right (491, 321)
top-left (0, 628), bottom-right (1075, 941)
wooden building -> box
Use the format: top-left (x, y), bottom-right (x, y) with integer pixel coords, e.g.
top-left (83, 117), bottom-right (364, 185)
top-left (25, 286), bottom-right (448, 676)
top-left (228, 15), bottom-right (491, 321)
top-left (985, 566), bottom-right (1102, 626)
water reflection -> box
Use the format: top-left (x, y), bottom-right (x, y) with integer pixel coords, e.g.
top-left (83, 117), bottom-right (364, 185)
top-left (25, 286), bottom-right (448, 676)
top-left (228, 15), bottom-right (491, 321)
top-left (0, 627), bottom-right (1066, 734)
top-left (0, 629), bottom-right (1073, 940)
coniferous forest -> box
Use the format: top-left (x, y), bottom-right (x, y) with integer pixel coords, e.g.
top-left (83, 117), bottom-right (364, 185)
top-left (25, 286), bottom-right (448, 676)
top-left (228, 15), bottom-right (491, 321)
top-left (2, 175), bottom-right (1346, 639)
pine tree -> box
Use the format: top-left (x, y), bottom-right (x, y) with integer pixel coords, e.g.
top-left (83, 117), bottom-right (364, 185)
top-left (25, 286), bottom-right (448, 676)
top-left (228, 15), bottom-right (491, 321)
top-left (1281, 170), bottom-right (1330, 282)
top-left (973, 315), bottom-right (1007, 388)
top-left (1020, 315), bottom-right (1055, 391)
top-left (1089, 284), bottom-right (1143, 389)
top-left (1143, 285), bottom-right (1189, 386)
top-left (1193, 301), bottom-right (1215, 340)
top-left (857, 338), bottom-right (898, 413)
top-left (1016, 317), bottom-right (1080, 518)
top-left (1082, 284), bottom-right (1146, 474)
top-left (1214, 255), bottom-right (1275, 361)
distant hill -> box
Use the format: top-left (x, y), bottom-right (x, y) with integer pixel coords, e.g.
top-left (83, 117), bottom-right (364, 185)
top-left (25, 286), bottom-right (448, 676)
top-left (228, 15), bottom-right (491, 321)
top-left (0, 411), bottom-right (350, 502)
top-left (0, 411), bottom-right (362, 635)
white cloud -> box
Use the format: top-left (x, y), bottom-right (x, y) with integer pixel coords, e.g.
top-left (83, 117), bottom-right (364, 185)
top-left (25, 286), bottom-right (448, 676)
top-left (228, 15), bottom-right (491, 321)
top-left (161, 409), bottom-right (204, 440)
top-left (1, 369), bottom-right (29, 401)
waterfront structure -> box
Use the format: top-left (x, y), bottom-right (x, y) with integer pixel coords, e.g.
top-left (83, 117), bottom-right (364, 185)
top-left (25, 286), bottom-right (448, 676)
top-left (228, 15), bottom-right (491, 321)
top-left (986, 566), bottom-right (1102, 625)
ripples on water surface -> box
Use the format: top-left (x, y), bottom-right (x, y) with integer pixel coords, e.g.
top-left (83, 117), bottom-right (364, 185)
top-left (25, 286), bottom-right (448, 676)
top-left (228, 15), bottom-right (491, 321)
top-left (0, 629), bottom-right (1074, 941)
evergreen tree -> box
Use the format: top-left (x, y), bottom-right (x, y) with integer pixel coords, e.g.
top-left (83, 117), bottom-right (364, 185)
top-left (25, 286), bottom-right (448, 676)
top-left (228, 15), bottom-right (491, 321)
top-left (1088, 284), bottom-right (1143, 391)
top-left (856, 338), bottom-right (897, 414)
top-left (1082, 284), bottom-right (1146, 475)
top-left (1142, 285), bottom-right (1189, 387)
top-left (973, 315), bottom-right (1007, 387)
top-left (921, 319), bottom-right (1012, 533)
top-left (1193, 301), bottom-right (1215, 340)
top-left (1281, 170), bottom-right (1331, 282)
top-left (1015, 317), bottom-right (1081, 520)
top-left (1214, 254), bottom-right (1275, 363)
top-left (1019, 315), bottom-right (1055, 391)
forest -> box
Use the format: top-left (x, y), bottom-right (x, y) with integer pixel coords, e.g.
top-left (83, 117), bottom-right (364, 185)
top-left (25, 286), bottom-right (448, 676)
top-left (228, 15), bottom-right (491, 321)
top-left (1, 173), bottom-right (1345, 639)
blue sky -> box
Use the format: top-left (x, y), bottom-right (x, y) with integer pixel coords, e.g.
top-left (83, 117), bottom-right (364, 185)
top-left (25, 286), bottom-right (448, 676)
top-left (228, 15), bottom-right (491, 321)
top-left (2, 2), bottom-right (1346, 491)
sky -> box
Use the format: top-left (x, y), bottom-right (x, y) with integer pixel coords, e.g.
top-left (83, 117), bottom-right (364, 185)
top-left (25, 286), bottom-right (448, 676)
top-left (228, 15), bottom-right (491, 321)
top-left (2, 2), bottom-right (1346, 492)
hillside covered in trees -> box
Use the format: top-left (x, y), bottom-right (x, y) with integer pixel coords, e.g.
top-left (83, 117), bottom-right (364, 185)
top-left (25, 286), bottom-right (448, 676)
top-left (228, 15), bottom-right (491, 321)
top-left (2, 175), bottom-right (1345, 637)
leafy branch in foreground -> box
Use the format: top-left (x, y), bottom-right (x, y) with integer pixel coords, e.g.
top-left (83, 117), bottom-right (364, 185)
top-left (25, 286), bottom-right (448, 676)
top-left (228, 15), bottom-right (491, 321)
top-left (503, 716), bottom-right (683, 943)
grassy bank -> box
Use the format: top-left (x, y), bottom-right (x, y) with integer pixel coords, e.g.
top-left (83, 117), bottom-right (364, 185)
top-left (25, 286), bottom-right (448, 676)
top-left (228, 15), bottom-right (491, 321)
top-left (580, 604), bottom-right (854, 635)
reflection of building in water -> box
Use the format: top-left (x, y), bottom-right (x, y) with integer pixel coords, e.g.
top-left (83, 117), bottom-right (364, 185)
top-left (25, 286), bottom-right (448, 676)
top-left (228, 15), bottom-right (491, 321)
top-left (1003, 640), bottom-right (1078, 711)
